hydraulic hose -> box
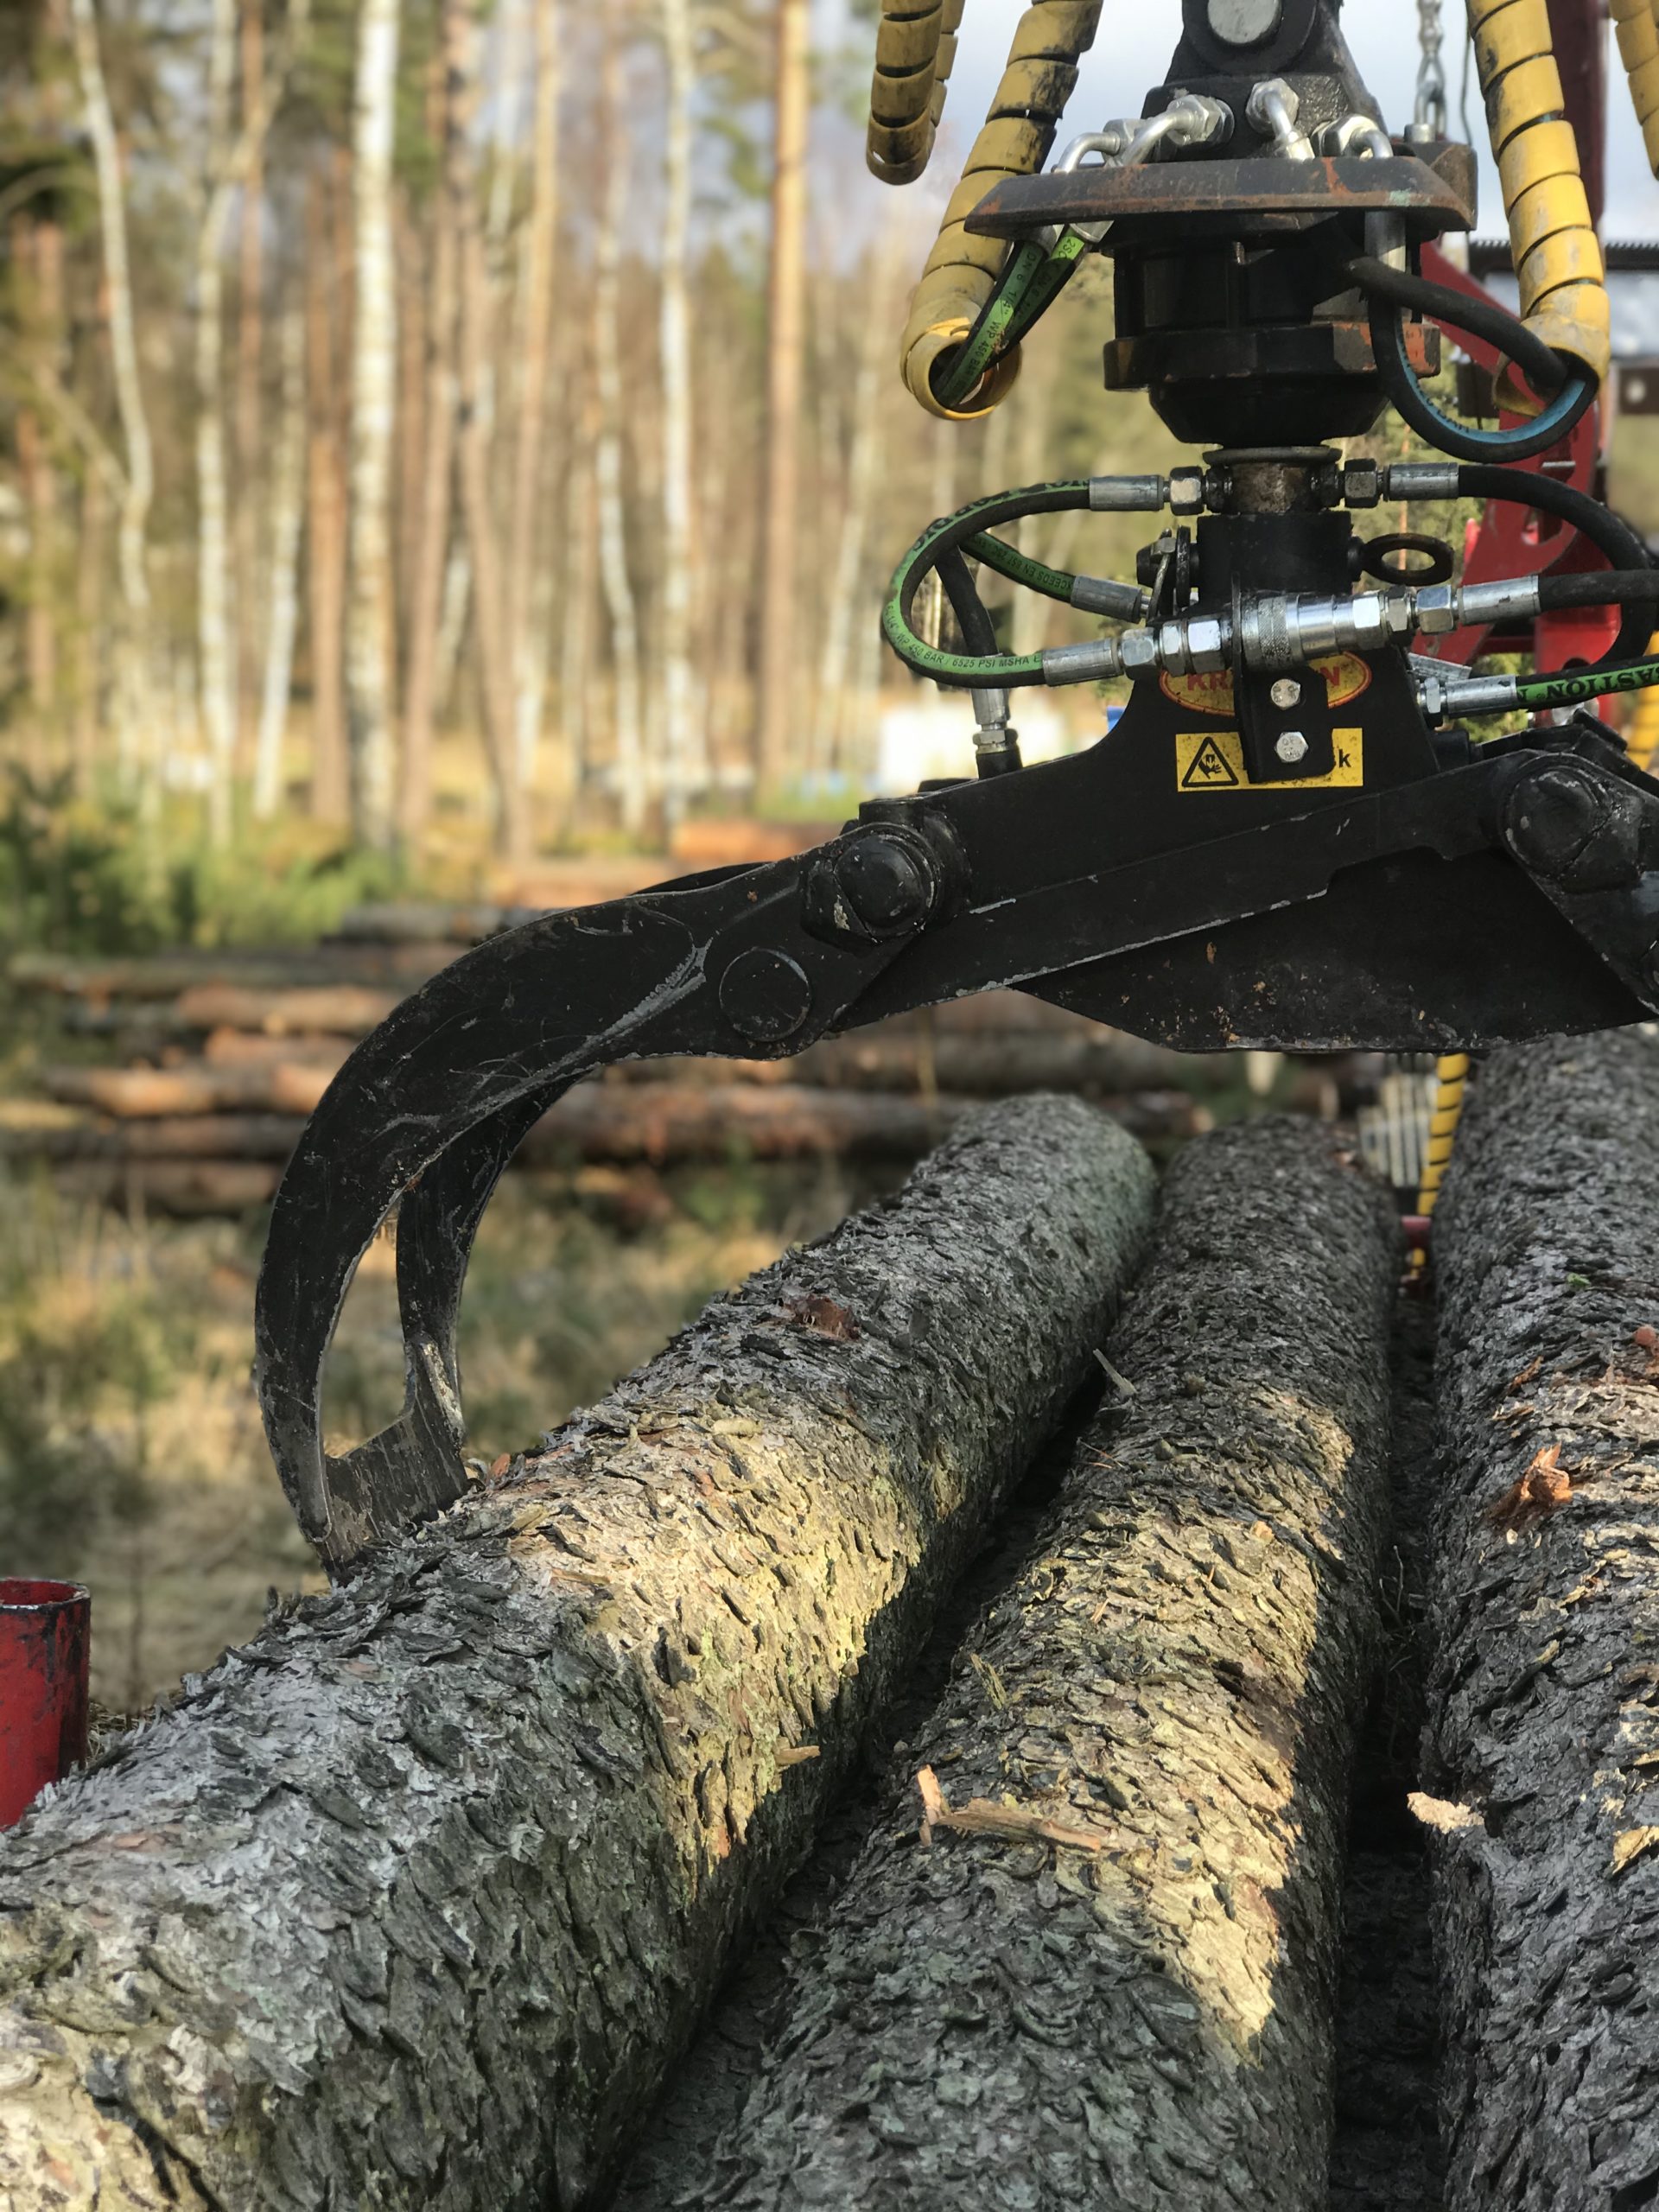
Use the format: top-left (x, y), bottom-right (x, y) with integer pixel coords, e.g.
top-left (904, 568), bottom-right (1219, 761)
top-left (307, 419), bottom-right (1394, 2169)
top-left (1457, 464), bottom-right (1659, 658)
top-left (1613, 0), bottom-right (1659, 179)
top-left (866, 0), bottom-right (966, 187)
top-left (1468, 0), bottom-right (1611, 398)
top-left (893, 0), bottom-right (1102, 420)
top-left (884, 481), bottom-right (1093, 684)
top-left (1308, 227), bottom-right (1598, 462)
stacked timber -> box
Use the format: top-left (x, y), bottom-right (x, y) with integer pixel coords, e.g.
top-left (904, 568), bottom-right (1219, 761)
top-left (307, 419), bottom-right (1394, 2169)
top-left (1421, 1030), bottom-right (1659, 2212)
top-left (617, 1117), bottom-right (1402, 2209)
top-left (0, 1096), bottom-right (1157, 2208)
top-left (4, 905), bottom-right (1340, 1208)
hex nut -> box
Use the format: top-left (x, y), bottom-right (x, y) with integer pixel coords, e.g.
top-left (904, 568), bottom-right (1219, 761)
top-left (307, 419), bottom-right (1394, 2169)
top-left (1168, 467), bottom-right (1205, 516)
top-left (1415, 583), bottom-right (1456, 635)
top-left (1188, 618), bottom-right (1227, 672)
top-left (1120, 628), bottom-right (1160, 675)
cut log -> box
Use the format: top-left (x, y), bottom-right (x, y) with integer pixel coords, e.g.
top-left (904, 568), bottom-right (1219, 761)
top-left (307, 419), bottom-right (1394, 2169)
top-left (54, 1159), bottom-right (283, 1212)
top-left (170, 982), bottom-right (401, 1035)
top-left (1424, 1030), bottom-right (1659, 2212)
top-left (0, 1095), bottom-right (1155, 2212)
top-left (622, 1118), bottom-right (1400, 2211)
top-left (41, 1061), bottom-right (336, 1117)
top-left (3, 1086), bottom-right (1213, 1178)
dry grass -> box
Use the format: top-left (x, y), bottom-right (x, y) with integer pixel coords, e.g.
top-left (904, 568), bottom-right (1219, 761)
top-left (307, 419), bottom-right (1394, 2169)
top-left (0, 1156), bottom-right (873, 1713)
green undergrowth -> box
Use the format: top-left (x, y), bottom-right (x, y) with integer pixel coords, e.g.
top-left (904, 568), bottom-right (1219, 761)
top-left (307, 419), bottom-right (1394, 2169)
top-left (0, 769), bottom-right (412, 956)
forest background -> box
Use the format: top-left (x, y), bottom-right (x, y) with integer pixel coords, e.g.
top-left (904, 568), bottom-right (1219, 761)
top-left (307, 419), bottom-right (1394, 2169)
top-left (5, 1), bottom-right (1659, 1709)
top-left (0, 0), bottom-right (1205, 938)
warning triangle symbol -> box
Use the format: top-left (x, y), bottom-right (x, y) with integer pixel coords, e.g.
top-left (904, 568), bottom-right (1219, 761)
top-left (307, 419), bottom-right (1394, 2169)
top-left (1180, 734), bottom-right (1241, 789)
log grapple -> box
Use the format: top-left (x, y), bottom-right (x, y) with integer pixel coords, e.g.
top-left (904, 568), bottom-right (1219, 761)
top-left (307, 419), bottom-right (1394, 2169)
top-left (258, 0), bottom-right (1659, 1573)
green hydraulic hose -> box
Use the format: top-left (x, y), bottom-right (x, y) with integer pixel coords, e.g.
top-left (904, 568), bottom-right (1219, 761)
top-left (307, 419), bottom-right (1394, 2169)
top-left (964, 530), bottom-right (1078, 603)
top-left (931, 229), bottom-right (1090, 413)
top-left (1515, 658), bottom-right (1659, 711)
top-left (882, 480), bottom-right (1094, 686)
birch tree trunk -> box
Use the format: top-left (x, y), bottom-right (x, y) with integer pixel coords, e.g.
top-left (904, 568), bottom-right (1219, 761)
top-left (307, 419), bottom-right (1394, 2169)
top-left (507, 0), bottom-right (560, 804)
top-left (196, 0), bottom-right (239, 846)
top-left (304, 159), bottom-right (350, 823)
top-left (346, 0), bottom-right (402, 851)
top-left (445, 0), bottom-right (527, 865)
top-left (253, 296), bottom-right (307, 819)
top-left (399, 182), bottom-right (460, 847)
top-left (594, 35), bottom-right (645, 839)
top-left (70, 0), bottom-right (157, 791)
top-left (0, 1097), bottom-right (1153, 2212)
top-left (754, 0), bottom-right (809, 798)
top-left (658, 0), bottom-right (702, 827)
top-left (816, 231), bottom-right (902, 776)
top-left (235, 0), bottom-right (266, 762)
top-left (621, 1120), bottom-right (1400, 2210)
top-left (1424, 1030), bottom-right (1659, 2211)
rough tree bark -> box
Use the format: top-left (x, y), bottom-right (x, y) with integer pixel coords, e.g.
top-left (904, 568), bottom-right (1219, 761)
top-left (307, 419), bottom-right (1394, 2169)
top-left (1423, 1029), bottom-right (1659, 2211)
top-left (626, 1118), bottom-right (1400, 2210)
top-left (0, 1096), bottom-right (1153, 2212)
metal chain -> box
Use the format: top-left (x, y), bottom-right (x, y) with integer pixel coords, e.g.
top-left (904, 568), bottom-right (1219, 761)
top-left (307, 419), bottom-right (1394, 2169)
top-left (1414, 0), bottom-right (1448, 139)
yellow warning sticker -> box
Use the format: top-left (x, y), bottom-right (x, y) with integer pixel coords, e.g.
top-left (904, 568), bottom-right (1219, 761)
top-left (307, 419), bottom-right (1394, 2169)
top-left (1174, 728), bottom-right (1363, 792)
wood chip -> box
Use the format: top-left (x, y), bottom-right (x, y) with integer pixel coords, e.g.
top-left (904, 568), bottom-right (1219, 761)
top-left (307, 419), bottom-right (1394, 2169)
top-left (1485, 1444), bottom-right (1573, 1530)
top-left (914, 1765), bottom-right (1116, 1854)
top-left (1407, 1792), bottom-right (1485, 1834)
top-left (1611, 1826), bottom-right (1659, 1876)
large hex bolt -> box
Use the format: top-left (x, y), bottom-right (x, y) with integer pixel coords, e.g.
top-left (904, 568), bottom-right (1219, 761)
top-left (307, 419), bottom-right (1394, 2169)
top-left (833, 833), bottom-right (936, 938)
top-left (1502, 760), bottom-right (1648, 893)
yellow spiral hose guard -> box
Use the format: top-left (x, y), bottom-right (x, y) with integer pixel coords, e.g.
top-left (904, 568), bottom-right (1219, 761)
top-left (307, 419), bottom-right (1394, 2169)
top-left (1468, 0), bottom-right (1611, 406)
top-left (867, 0), bottom-right (968, 188)
top-left (869, 0), bottom-right (1102, 419)
top-left (1613, 0), bottom-right (1659, 177)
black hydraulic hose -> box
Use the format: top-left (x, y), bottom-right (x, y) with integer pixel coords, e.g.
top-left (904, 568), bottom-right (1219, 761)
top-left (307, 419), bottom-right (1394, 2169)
top-left (1536, 570), bottom-right (1659, 607)
top-left (1343, 249), bottom-right (1568, 397)
top-left (1371, 299), bottom-right (1597, 462)
top-left (1457, 465), bottom-right (1659, 659)
top-left (936, 546), bottom-right (1001, 658)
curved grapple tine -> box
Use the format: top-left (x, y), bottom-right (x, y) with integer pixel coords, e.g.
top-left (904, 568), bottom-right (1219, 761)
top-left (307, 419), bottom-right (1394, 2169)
top-left (254, 874), bottom-right (808, 1570)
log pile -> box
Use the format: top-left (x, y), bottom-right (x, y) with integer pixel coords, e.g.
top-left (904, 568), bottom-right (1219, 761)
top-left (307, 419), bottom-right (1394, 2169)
top-left (619, 1118), bottom-right (1402, 2209)
top-left (0, 1096), bottom-right (1156, 2209)
top-left (10, 1001), bottom-right (1647, 2204)
top-left (3, 902), bottom-right (1350, 1209)
top-left (1421, 1030), bottom-right (1659, 2212)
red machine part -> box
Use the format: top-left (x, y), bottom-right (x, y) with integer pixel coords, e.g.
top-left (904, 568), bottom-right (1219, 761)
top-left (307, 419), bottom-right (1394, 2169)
top-left (0, 1579), bottom-right (89, 1827)
top-left (1417, 0), bottom-right (1620, 675)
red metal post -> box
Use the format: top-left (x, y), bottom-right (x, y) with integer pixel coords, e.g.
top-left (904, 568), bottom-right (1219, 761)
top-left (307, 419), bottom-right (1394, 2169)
top-left (0, 1580), bottom-right (89, 1826)
top-left (1550, 0), bottom-right (1605, 227)
top-left (1418, 0), bottom-right (1613, 668)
